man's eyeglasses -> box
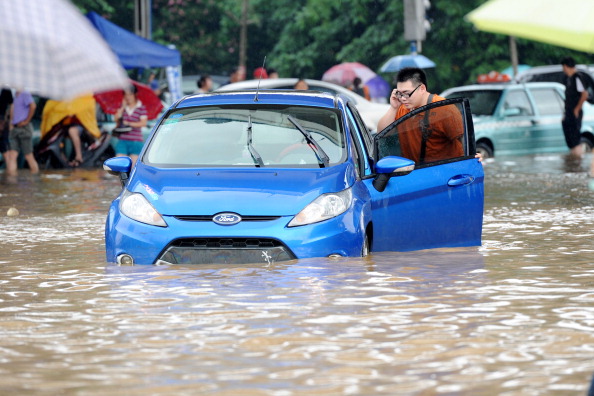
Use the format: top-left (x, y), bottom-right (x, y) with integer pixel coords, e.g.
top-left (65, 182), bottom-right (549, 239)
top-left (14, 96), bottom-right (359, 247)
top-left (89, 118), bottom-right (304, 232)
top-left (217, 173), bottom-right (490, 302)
top-left (395, 84), bottom-right (421, 99)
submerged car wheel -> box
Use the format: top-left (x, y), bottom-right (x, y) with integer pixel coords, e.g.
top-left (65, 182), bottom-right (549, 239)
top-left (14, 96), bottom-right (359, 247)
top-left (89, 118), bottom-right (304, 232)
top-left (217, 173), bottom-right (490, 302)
top-left (476, 141), bottom-right (494, 159)
top-left (361, 234), bottom-right (370, 257)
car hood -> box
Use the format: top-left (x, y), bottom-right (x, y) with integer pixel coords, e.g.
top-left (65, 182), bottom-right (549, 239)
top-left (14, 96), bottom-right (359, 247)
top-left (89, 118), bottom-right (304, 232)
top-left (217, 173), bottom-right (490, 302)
top-left (128, 163), bottom-right (356, 216)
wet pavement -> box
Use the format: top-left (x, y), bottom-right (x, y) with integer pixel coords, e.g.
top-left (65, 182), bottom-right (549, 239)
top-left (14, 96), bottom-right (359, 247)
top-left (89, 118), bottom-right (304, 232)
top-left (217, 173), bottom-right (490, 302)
top-left (0, 154), bottom-right (593, 395)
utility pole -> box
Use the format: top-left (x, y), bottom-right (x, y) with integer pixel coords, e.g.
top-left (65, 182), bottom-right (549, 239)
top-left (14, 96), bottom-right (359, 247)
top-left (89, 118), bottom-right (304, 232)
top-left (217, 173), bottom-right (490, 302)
top-left (225, 0), bottom-right (256, 71)
top-left (239, 0), bottom-right (248, 70)
top-left (403, 0), bottom-right (430, 53)
top-left (134, 0), bottom-right (151, 39)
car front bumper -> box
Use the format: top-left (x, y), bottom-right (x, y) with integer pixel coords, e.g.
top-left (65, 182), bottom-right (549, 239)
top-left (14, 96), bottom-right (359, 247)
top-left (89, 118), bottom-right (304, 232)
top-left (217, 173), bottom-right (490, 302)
top-left (105, 203), bottom-right (365, 265)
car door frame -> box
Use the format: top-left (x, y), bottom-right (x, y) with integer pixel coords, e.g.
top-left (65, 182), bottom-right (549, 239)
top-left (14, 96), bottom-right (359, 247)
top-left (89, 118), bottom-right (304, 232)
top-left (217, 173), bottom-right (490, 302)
top-left (365, 97), bottom-right (484, 252)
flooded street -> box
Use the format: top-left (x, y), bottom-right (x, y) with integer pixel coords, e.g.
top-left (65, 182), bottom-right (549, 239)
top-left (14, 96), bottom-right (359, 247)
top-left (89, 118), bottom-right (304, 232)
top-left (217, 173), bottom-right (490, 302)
top-left (0, 154), bottom-right (593, 396)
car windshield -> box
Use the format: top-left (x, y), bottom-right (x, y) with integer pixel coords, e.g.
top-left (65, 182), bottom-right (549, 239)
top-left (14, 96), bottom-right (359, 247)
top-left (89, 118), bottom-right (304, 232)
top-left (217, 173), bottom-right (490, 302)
top-left (143, 105), bottom-right (345, 168)
top-left (444, 90), bottom-right (502, 116)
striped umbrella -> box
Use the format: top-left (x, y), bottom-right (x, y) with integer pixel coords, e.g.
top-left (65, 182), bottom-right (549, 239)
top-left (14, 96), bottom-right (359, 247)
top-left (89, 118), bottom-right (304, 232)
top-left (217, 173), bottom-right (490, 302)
top-left (0, 0), bottom-right (128, 99)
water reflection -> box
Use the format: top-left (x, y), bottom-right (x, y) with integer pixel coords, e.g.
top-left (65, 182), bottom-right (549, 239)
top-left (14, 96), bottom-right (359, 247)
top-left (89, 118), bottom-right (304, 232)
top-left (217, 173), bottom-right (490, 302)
top-left (0, 155), bottom-right (593, 395)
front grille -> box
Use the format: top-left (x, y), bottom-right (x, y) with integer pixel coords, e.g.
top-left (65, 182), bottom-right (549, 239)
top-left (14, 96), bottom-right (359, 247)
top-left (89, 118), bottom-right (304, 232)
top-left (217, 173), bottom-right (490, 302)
top-left (171, 237), bottom-right (282, 248)
top-left (174, 215), bottom-right (281, 222)
top-left (156, 237), bottom-right (296, 265)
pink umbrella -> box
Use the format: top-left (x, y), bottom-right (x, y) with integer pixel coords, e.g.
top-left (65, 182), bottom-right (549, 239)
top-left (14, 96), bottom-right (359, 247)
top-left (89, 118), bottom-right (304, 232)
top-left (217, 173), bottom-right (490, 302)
top-left (321, 62), bottom-right (377, 87)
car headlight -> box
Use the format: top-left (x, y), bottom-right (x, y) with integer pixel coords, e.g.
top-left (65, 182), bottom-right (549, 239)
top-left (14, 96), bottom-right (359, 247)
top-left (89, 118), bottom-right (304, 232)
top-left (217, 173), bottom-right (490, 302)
top-left (119, 190), bottom-right (167, 227)
top-left (288, 188), bottom-right (352, 227)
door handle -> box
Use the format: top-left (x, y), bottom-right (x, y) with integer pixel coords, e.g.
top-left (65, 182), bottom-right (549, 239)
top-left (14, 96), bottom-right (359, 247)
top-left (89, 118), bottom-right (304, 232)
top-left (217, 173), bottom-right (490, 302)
top-left (448, 174), bottom-right (474, 187)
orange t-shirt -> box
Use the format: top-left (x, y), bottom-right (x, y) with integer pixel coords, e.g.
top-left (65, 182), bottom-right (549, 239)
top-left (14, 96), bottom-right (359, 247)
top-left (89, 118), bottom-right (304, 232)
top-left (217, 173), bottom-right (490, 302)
top-left (394, 94), bottom-right (464, 163)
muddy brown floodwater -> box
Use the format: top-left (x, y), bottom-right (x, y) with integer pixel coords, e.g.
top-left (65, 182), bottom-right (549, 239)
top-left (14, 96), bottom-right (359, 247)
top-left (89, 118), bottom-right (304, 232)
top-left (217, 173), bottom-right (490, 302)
top-left (0, 153), bottom-right (593, 395)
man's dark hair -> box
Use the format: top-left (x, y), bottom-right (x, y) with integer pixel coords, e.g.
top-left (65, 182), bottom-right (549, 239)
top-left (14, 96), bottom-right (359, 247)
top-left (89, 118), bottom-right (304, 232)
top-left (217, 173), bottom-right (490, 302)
top-left (561, 57), bottom-right (576, 68)
top-left (395, 67), bottom-right (428, 88)
top-left (197, 75), bottom-right (210, 89)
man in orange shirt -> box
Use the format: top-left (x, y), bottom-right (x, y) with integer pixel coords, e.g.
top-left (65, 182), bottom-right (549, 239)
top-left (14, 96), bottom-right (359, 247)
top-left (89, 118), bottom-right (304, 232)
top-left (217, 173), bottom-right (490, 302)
top-left (377, 67), bottom-right (464, 164)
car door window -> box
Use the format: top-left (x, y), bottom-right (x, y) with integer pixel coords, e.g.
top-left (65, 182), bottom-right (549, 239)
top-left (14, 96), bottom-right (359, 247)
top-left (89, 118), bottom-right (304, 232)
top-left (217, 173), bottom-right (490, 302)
top-left (503, 90), bottom-right (533, 116)
top-left (346, 102), bottom-right (373, 176)
top-left (346, 117), bottom-right (368, 178)
top-left (530, 88), bottom-right (564, 115)
top-left (373, 98), bottom-right (473, 167)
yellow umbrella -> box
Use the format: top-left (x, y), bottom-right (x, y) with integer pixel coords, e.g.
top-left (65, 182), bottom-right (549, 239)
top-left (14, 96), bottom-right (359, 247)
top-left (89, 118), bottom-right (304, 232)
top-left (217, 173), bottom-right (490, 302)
top-left (466, 0), bottom-right (594, 53)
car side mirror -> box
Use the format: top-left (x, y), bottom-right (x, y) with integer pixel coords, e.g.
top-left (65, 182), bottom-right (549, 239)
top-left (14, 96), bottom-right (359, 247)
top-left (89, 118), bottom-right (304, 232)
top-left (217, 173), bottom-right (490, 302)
top-left (503, 107), bottom-right (522, 117)
top-left (103, 156), bottom-right (133, 187)
top-left (372, 156), bottom-right (415, 192)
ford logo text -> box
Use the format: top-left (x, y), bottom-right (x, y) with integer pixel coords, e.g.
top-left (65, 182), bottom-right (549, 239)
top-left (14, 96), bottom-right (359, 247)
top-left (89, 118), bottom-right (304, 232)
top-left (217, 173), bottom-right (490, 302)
top-left (212, 213), bottom-right (242, 226)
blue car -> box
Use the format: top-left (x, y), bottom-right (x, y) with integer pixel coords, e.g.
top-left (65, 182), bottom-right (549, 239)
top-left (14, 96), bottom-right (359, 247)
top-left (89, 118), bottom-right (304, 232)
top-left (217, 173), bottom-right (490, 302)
top-left (103, 90), bottom-right (484, 265)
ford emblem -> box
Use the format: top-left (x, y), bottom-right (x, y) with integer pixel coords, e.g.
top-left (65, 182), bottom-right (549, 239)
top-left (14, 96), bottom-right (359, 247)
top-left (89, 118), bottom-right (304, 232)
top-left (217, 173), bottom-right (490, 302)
top-left (213, 212), bottom-right (242, 226)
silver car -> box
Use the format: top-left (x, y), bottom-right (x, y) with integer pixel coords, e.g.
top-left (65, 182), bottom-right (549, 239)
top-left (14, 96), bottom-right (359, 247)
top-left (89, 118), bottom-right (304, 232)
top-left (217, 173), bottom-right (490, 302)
top-left (216, 78), bottom-right (391, 132)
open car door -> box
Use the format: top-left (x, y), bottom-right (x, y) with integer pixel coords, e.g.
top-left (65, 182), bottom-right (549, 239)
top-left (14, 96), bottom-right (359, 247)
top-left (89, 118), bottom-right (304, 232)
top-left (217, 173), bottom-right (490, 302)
top-left (367, 97), bottom-right (484, 251)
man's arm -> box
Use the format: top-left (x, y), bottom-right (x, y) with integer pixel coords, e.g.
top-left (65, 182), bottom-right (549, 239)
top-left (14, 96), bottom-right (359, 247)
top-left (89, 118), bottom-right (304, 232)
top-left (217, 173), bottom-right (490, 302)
top-left (377, 106), bottom-right (398, 132)
top-left (575, 90), bottom-right (588, 118)
top-left (574, 75), bottom-right (588, 117)
top-left (377, 90), bottom-right (401, 132)
top-left (8, 103), bottom-right (13, 130)
top-left (18, 101), bottom-right (36, 127)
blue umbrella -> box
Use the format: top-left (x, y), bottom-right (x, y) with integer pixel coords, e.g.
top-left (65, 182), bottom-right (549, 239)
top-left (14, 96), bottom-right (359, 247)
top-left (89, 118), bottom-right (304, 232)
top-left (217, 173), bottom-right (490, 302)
top-left (380, 54), bottom-right (436, 73)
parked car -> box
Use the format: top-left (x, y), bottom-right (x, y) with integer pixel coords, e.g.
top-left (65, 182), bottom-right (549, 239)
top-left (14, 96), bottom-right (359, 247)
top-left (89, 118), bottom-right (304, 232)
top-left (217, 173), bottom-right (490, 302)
top-left (514, 64), bottom-right (594, 85)
top-left (441, 82), bottom-right (594, 158)
top-left (103, 90), bottom-right (484, 265)
top-left (216, 78), bottom-right (391, 132)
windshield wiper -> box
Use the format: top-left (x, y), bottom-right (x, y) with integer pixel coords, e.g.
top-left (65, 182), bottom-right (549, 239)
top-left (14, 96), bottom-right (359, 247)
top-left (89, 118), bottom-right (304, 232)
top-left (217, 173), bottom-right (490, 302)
top-left (246, 115), bottom-right (264, 167)
top-left (287, 115), bottom-right (330, 168)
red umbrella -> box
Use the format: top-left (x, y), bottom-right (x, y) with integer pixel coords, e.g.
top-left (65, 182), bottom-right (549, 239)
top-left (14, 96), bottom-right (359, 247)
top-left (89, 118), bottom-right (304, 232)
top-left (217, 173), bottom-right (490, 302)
top-left (321, 62), bottom-right (377, 87)
top-left (94, 79), bottom-right (163, 120)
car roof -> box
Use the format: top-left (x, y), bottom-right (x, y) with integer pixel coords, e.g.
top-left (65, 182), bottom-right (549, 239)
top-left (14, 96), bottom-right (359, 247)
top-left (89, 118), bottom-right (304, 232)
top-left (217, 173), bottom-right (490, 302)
top-left (217, 78), bottom-right (367, 103)
top-left (514, 64), bottom-right (594, 82)
top-left (174, 90), bottom-right (341, 109)
top-left (441, 81), bottom-right (565, 95)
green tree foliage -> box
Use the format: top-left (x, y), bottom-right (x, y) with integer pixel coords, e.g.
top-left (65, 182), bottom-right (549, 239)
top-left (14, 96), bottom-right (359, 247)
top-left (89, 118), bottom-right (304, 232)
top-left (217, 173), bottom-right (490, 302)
top-left (151, 0), bottom-right (238, 75)
top-left (72, 0), bottom-right (593, 92)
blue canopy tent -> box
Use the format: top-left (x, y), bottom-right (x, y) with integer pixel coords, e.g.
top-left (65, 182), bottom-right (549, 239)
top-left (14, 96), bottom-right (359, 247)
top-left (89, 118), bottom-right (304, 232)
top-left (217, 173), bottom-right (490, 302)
top-left (86, 11), bottom-right (180, 69)
top-left (86, 12), bottom-right (182, 101)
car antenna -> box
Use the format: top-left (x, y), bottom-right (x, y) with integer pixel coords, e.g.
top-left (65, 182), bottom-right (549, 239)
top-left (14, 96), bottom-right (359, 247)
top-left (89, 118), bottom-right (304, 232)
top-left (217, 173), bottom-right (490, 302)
top-left (254, 56), bottom-right (266, 102)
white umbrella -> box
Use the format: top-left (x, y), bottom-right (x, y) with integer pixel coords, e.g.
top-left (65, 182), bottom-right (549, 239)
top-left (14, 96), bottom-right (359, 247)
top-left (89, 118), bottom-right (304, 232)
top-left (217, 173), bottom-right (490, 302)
top-left (0, 0), bottom-right (129, 99)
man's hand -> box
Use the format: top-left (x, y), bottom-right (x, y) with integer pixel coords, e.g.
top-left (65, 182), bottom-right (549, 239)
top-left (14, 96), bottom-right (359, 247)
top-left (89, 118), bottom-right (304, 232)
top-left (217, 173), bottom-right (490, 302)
top-left (389, 89), bottom-right (400, 109)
